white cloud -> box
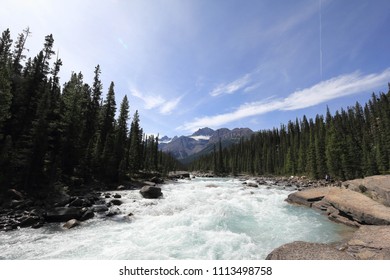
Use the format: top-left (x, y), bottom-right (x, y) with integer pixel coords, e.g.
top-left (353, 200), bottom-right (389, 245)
top-left (210, 74), bottom-right (251, 97)
top-left (243, 82), bottom-right (262, 93)
top-left (179, 68), bottom-right (390, 132)
top-left (282, 69), bottom-right (390, 110)
top-left (130, 88), bottom-right (165, 109)
top-left (159, 95), bottom-right (183, 115)
top-left (131, 88), bottom-right (182, 115)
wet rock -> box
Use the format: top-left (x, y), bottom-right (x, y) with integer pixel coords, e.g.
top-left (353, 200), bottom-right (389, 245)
top-left (92, 205), bottom-right (109, 213)
top-left (168, 171), bottom-right (190, 179)
top-left (113, 194), bottom-right (121, 199)
top-left (54, 197), bottom-right (73, 207)
top-left (45, 207), bottom-right (83, 223)
top-left (150, 177), bottom-right (164, 184)
top-left (140, 186), bottom-right (162, 199)
top-left (106, 208), bottom-right (121, 217)
top-left (63, 219), bottom-right (80, 229)
top-left (256, 180), bottom-right (267, 185)
top-left (79, 210), bottom-right (94, 221)
top-left (32, 222), bottom-right (44, 229)
top-left (246, 182), bottom-right (258, 188)
top-left (18, 216), bottom-right (40, 228)
top-left (68, 198), bottom-right (84, 207)
top-left (110, 199), bottom-right (123, 206)
top-left (117, 185), bottom-right (126, 190)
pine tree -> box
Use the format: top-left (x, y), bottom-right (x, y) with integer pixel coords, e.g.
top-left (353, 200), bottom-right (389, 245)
top-left (115, 95), bottom-right (129, 181)
top-left (12, 27), bottom-right (30, 74)
top-left (128, 110), bottom-right (142, 175)
top-left (0, 29), bottom-right (13, 135)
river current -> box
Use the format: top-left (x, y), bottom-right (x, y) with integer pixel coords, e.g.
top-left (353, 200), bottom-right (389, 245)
top-left (0, 177), bottom-right (351, 259)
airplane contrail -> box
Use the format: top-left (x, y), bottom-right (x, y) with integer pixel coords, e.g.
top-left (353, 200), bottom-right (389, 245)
top-left (319, 0), bottom-right (323, 80)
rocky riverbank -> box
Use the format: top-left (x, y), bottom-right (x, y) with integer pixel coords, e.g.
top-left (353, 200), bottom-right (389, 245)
top-left (268, 175), bottom-right (390, 259)
top-left (0, 177), bottom-right (166, 232)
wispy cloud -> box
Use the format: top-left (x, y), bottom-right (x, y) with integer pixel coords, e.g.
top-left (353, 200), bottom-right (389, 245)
top-left (179, 68), bottom-right (390, 132)
top-left (282, 69), bottom-right (390, 110)
top-left (210, 74), bottom-right (251, 97)
top-left (131, 88), bottom-right (165, 109)
top-left (159, 95), bottom-right (183, 115)
top-left (131, 88), bottom-right (182, 115)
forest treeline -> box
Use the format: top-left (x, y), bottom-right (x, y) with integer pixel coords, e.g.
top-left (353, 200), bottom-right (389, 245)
top-left (190, 88), bottom-right (390, 181)
top-left (0, 28), bottom-right (180, 192)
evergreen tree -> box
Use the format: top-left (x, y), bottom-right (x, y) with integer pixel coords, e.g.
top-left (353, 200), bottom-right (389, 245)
top-left (0, 29), bottom-right (13, 135)
top-left (128, 110), bottom-right (142, 175)
top-left (115, 95), bottom-right (129, 181)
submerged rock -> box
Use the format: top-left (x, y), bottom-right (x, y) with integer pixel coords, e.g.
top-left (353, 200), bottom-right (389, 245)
top-left (92, 205), bottom-right (109, 213)
top-left (110, 199), bottom-right (123, 206)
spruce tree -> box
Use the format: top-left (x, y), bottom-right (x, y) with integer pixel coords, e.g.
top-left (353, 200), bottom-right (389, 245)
top-left (128, 110), bottom-right (142, 175)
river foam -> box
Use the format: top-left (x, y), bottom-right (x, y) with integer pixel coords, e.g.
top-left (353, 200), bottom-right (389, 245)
top-left (0, 178), bottom-right (351, 259)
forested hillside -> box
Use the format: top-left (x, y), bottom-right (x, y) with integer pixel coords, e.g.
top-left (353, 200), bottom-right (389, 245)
top-left (0, 28), bottom-right (179, 192)
top-left (190, 88), bottom-right (390, 181)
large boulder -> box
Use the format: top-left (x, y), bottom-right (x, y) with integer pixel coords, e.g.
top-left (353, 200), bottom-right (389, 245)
top-left (343, 175), bottom-right (390, 207)
top-left (140, 185), bottom-right (162, 199)
top-left (346, 225), bottom-right (390, 259)
top-left (266, 241), bottom-right (354, 260)
top-left (45, 207), bottom-right (83, 223)
top-left (63, 219), bottom-right (80, 229)
top-left (287, 187), bottom-right (390, 226)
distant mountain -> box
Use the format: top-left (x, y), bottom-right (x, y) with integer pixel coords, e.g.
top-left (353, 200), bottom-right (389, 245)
top-left (159, 135), bottom-right (173, 144)
top-left (159, 127), bottom-right (253, 162)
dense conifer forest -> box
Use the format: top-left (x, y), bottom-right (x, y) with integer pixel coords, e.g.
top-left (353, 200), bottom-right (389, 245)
top-left (0, 28), bottom-right (180, 192)
top-left (190, 88), bottom-right (390, 181)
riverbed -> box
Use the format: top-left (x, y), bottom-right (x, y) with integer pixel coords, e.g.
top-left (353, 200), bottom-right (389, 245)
top-left (0, 177), bottom-right (352, 259)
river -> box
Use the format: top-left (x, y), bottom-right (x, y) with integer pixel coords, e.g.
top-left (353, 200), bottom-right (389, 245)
top-left (0, 177), bottom-right (352, 259)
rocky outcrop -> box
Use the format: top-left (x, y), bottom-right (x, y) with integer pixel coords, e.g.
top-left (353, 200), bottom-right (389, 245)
top-left (266, 241), bottom-right (354, 260)
top-left (343, 175), bottom-right (390, 207)
top-left (168, 171), bottom-right (190, 179)
top-left (286, 187), bottom-right (390, 226)
top-left (140, 186), bottom-right (163, 199)
top-left (271, 175), bottom-right (390, 259)
top-left (267, 225), bottom-right (390, 260)
top-left (346, 225), bottom-right (390, 259)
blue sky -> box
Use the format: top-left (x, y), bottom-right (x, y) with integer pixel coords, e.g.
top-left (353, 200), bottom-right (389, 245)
top-left (1, 0), bottom-right (390, 137)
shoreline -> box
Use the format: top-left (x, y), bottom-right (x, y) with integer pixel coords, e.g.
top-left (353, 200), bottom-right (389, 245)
top-left (267, 175), bottom-right (390, 259)
top-left (2, 173), bottom-right (389, 259)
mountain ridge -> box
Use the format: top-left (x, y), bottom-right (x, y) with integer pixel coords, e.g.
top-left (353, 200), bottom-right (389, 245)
top-left (159, 127), bottom-right (253, 161)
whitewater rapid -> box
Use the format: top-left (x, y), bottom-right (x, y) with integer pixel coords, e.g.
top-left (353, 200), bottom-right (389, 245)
top-left (0, 178), bottom-right (352, 259)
